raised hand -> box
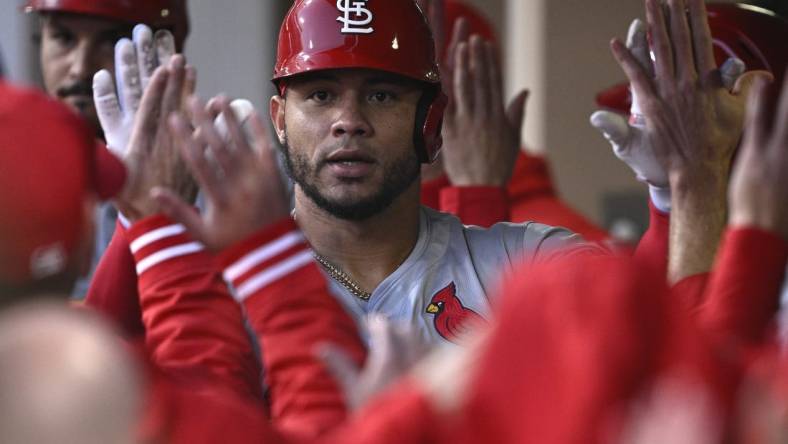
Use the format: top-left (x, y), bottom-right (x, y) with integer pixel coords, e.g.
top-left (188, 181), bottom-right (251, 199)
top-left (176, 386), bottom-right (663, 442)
top-left (157, 97), bottom-right (289, 252)
top-left (591, 17), bottom-right (747, 212)
top-left (441, 31), bottom-right (528, 186)
top-left (729, 76), bottom-right (788, 240)
top-left (111, 55), bottom-right (198, 222)
top-left (610, 0), bottom-right (768, 184)
top-left (93, 25), bottom-right (177, 156)
top-left (317, 315), bottom-right (431, 410)
top-left (609, 0), bottom-right (771, 283)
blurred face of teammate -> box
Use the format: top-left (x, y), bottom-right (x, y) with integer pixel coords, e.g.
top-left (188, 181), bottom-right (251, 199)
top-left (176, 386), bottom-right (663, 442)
top-left (39, 13), bottom-right (131, 138)
top-left (271, 69), bottom-right (424, 221)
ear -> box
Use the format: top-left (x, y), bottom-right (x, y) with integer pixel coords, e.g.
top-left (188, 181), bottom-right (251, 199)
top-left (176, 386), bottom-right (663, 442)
top-left (270, 95), bottom-right (287, 145)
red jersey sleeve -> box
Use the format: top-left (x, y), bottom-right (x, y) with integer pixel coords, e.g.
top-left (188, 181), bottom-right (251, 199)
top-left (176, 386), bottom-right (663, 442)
top-left (218, 218), bottom-right (367, 440)
top-left (84, 219), bottom-right (145, 339)
top-left (439, 186), bottom-right (510, 227)
top-left (127, 214), bottom-right (262, 400)
top-left (698, 227), bottom-right (788, 346)
top-left (422, 175), bottom-right (510, 227)
top-left (633, 200), bottom-right (670, 279)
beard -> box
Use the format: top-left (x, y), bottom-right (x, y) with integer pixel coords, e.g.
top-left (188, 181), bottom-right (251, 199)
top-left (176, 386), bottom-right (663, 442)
top-left (281, 137), bottom-right (420, 221)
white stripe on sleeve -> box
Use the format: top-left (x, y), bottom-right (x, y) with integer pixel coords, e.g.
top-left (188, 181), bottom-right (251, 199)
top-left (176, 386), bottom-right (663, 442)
top-left (224, 231), bottom-right (305, 281)
top-left (234, 250), bottom-right (313, 302)
top-left (135, 241), bottom-right (204, 275)
top-left (130, 224), bottom-right (187, 253)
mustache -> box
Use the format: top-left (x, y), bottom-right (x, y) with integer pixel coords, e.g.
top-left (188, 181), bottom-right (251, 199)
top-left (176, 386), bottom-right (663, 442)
top-left (57, 81), bottom-right (93, 99)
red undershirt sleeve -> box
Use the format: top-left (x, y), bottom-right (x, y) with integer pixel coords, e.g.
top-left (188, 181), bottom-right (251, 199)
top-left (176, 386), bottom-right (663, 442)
top-left (439, 186), bottom-right (510, 227)
top-left (698, 227), bottom-right (788, 346)
top-left (84, 219), bottom-right (145, 339)
top-left (633, 200), bottom-right (670, 280)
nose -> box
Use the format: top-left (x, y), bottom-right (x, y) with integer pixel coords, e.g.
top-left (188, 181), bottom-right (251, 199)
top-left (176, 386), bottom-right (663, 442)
top-left (330, 97), bottom-right (374, 138)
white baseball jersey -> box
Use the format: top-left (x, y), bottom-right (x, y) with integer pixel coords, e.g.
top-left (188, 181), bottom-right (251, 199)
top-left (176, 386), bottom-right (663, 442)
top-left (324, 206), bottom-right (593, 345)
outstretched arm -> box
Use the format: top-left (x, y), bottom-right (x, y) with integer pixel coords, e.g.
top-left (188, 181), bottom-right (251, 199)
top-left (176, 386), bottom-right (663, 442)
top-left (610, 0), bottom-right (769, 284)
top-left (699, 75), bottom-right (788, 346)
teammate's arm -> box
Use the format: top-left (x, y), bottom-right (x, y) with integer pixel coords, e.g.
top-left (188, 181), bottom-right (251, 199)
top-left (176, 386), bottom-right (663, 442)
top-left (610, 0), bottom-right (768, 284)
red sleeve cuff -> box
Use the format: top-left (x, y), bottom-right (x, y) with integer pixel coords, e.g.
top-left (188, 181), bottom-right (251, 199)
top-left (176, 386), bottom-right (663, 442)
top-left (421, 175), bottom-right (450, 210)
top-left (440, 186), bottom-right (509, 227)
top-left (698, 226), bottom-right (788, 343)
top-left (725, 226), bottom-right (788, 256)
top-left (217, 218), bottom-right (313, 303)
top-left (126, 214), bottom-right (206, 277)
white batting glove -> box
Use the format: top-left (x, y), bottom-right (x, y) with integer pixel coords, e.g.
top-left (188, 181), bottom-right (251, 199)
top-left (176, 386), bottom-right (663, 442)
top-left (92, 25), bottom-right (176, 156)
top-left (591, 19), bottom-right (746, 213)
top-left (214, 99), bottom-right (255, 143)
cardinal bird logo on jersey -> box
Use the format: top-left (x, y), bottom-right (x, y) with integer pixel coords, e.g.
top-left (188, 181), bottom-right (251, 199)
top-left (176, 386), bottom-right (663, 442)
top-left (426, 282), bottom-right (484, 342)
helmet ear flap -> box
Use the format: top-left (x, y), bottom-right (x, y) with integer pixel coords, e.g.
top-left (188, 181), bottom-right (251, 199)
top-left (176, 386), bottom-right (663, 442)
top-left (414, 87), bottom-right (448, 163)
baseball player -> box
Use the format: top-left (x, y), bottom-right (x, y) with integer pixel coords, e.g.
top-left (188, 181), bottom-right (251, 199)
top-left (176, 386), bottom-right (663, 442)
top-left (119, 0), bottom-right (599, 347)
top-left (22, 0), bottom-right (190, 297)
top-left (420, 0), bottom-right (610, 240)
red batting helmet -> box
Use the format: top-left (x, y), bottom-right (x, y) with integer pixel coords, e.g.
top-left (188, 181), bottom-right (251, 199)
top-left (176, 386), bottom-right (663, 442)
top-left (24, 0), bottom-right (190, 50)
top-left (596, 2), bottom-right (788, 113)
top-left (273, 0), bottom-right (448, 163)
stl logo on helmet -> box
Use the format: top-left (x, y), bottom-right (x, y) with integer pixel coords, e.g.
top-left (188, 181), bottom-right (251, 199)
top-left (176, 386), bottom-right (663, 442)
top-left (337, 0), bottom-right (374, 34)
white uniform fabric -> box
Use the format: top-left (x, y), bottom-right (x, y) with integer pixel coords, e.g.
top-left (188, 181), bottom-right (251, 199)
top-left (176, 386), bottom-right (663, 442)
top-left (324, 206), bottom-right (592, 345)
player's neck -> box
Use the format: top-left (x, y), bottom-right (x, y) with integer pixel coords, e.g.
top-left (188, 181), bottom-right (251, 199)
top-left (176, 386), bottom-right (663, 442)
top-left (295, 182), bottom-right (421, 293)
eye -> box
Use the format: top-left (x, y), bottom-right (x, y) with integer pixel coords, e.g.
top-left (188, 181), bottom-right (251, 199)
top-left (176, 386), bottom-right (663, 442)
top-left (50, 29), bottom-right (75, 47)
top-left (308, 90), bottom-right (331, 103)
top-left (369, 91), bottom-right (396, 103)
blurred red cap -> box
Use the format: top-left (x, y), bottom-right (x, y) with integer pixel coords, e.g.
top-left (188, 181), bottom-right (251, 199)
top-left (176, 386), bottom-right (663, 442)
top-left (0, 81), bottom-right (125, 284)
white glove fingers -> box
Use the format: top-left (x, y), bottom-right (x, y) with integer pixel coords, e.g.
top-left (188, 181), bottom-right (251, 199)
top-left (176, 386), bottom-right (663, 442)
top-left (626, 18), bottom-right (654, 78)
top-left (590, 110), bottom-right (631, 147)
top-left (114, 38), bottom-right (142, 115)
top-left (218, 99), bottom-right (255, 153)
top-left (720, 57), bottom-right (745, 91)
top-left (154, 30), bottom-right (176, 68)
top-left (92, 70), bottom-right (123, 152)
top-left (133, 24), bottom-right (157, 91)
top-left (610, 38), bottom-right (658, 113)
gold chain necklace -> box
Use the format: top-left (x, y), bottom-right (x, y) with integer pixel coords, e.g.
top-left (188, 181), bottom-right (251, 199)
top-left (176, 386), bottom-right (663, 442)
top-left (312, 252), bottom-right (372, 301)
